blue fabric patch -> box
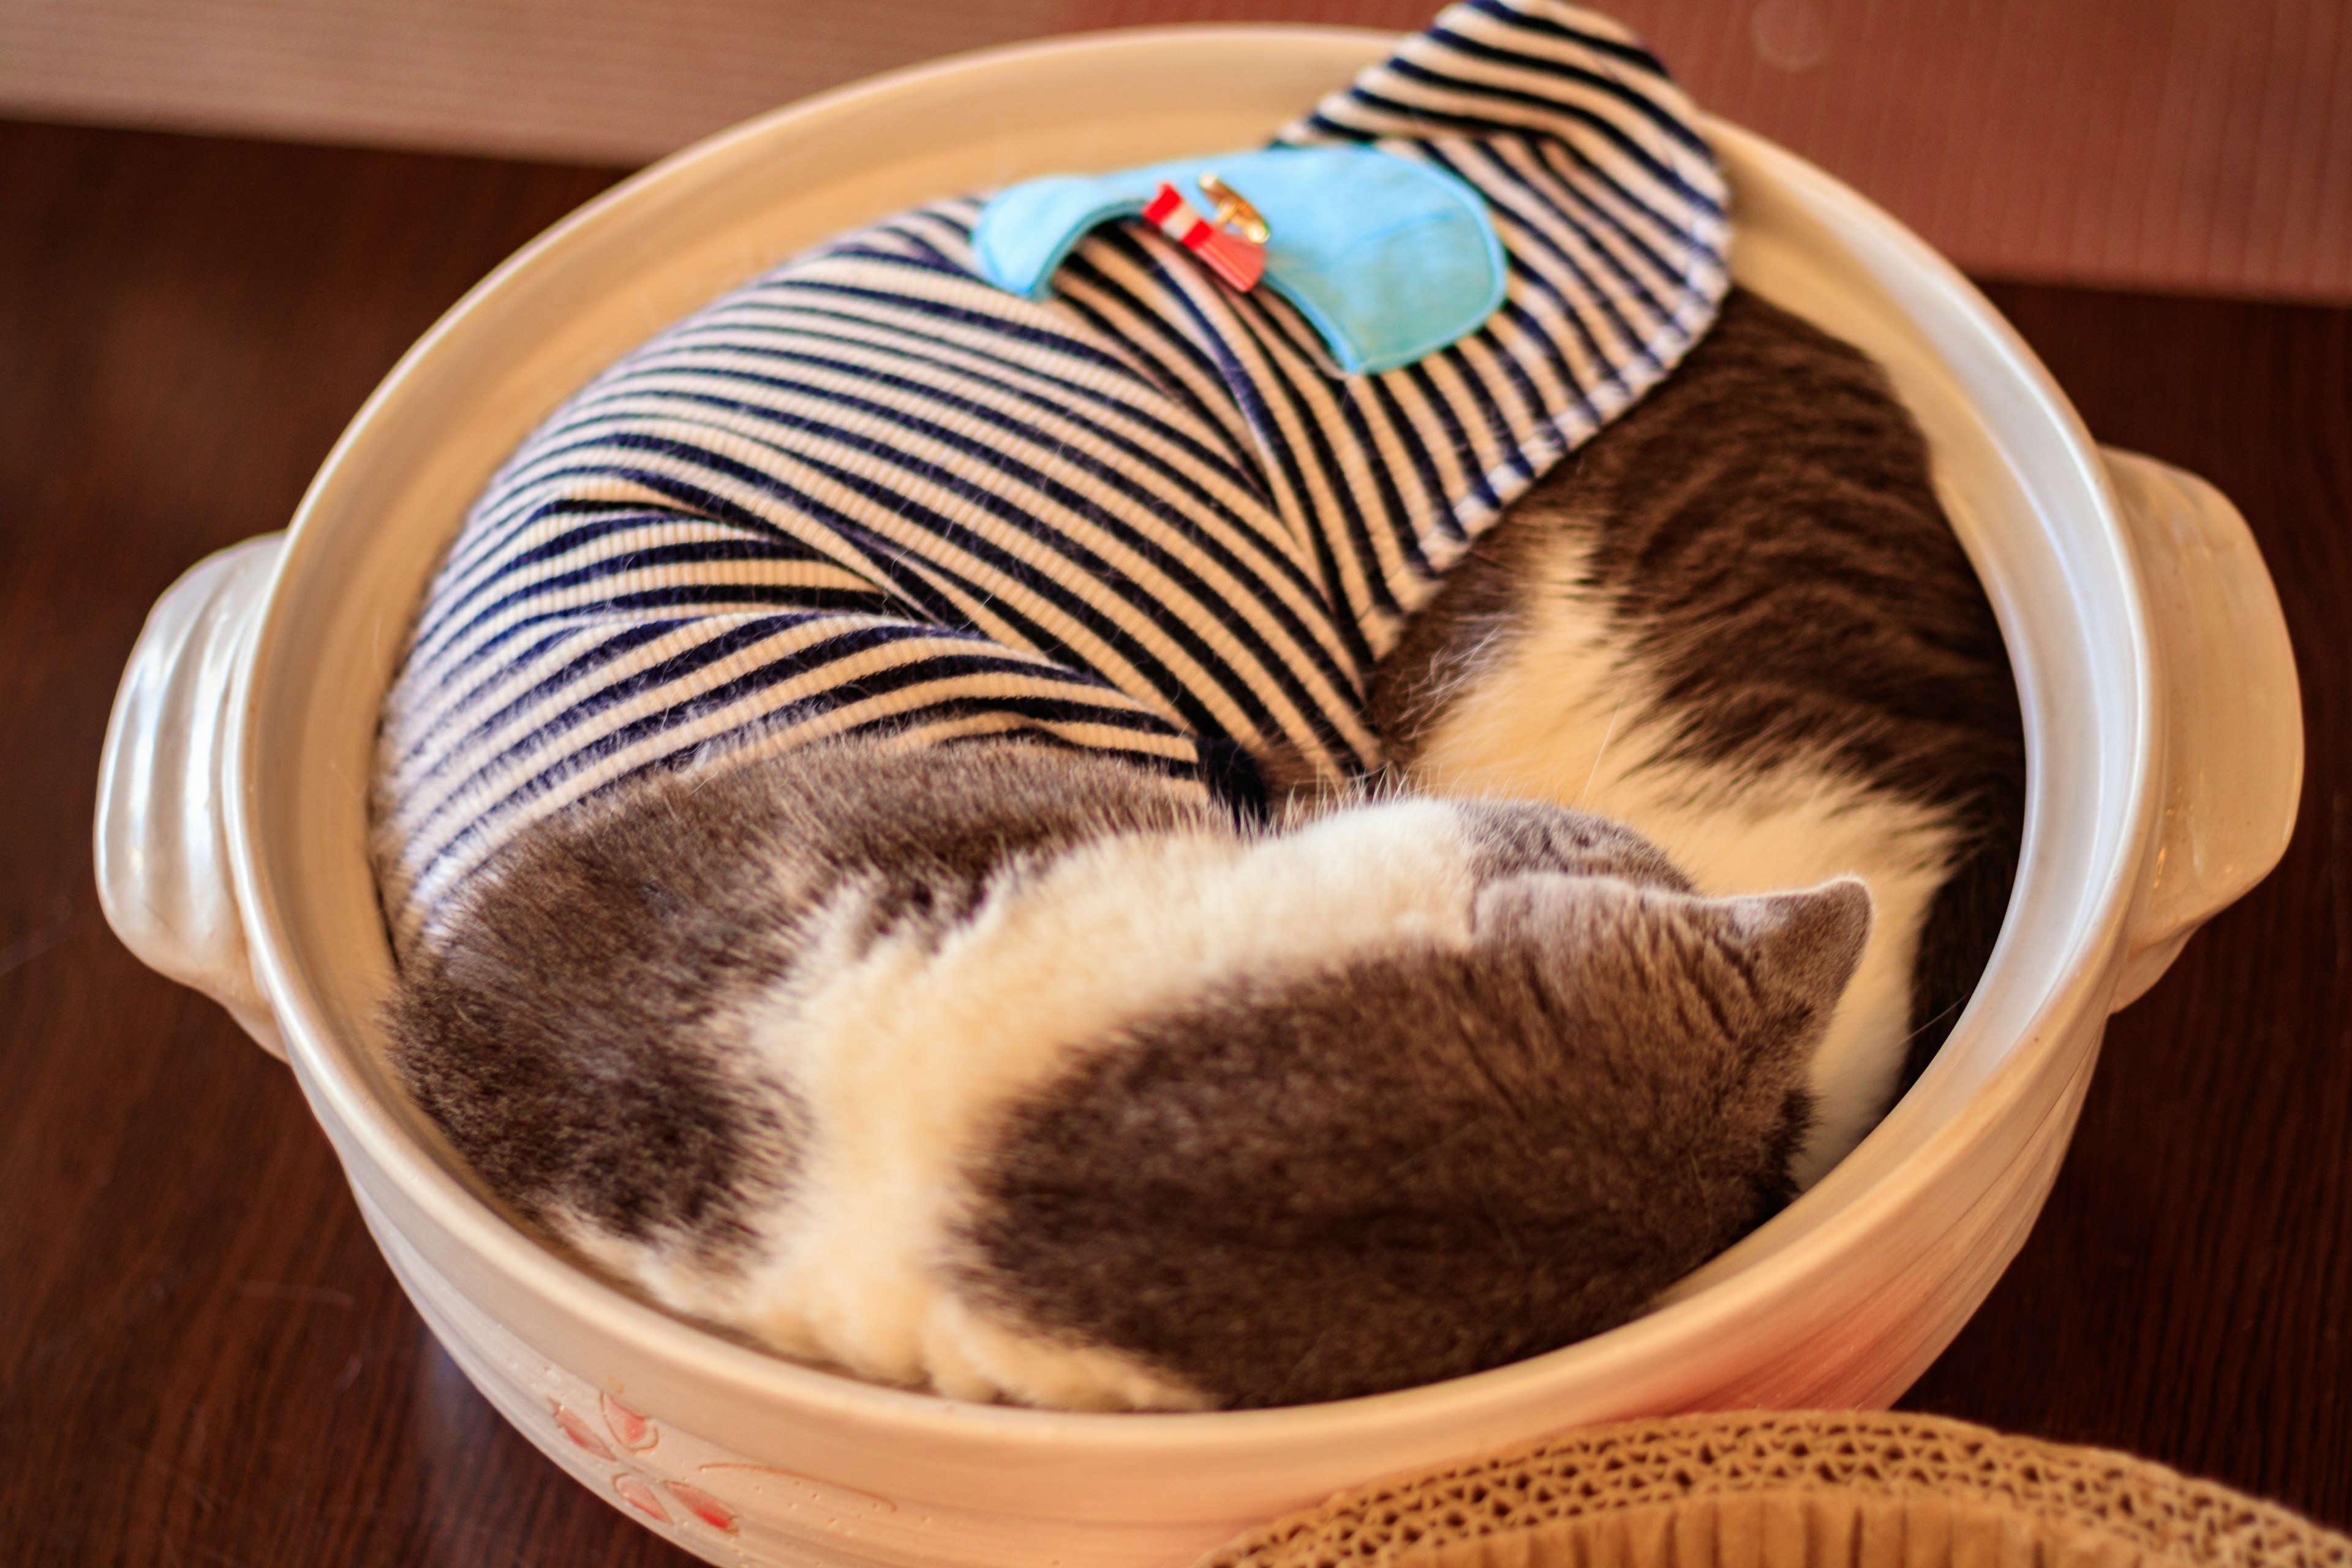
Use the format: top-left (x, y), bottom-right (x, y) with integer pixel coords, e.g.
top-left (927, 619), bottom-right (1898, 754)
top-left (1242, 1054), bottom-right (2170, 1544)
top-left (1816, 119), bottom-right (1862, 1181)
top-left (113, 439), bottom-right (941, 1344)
top-left (973, 146), bottom-right (1506, 375)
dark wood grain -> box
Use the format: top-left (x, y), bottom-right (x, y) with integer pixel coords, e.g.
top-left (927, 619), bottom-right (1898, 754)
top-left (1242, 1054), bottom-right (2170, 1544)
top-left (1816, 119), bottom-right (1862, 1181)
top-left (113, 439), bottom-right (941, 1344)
top-left (0, 117), bottom-right (683, 1567)
top-left (1896, 283), bottom-right (2352, 1510)
top-left (0, 118), bottom-right (2345, 1564)
top-left (7, 0), bottom-right (2350, 302)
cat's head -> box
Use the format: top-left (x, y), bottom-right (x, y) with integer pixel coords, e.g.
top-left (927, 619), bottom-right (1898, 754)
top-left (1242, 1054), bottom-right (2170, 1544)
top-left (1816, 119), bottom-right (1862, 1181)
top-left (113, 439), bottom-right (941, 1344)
top-left (391, 739), bottom-right (1872, 1412)
top-left (905, 786), bottom-right (1875, 1408)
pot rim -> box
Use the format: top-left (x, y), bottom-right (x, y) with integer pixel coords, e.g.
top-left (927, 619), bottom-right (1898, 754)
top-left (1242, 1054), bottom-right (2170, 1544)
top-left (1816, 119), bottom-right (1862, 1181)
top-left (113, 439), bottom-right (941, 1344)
top-left (224, 22), bottom-right (2155, 1457)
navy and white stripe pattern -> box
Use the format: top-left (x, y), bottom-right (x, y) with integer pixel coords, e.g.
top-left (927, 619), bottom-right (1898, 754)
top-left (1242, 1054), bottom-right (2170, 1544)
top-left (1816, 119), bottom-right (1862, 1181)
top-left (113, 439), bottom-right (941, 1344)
top-left (374, 0), bottom-right (1729, 951)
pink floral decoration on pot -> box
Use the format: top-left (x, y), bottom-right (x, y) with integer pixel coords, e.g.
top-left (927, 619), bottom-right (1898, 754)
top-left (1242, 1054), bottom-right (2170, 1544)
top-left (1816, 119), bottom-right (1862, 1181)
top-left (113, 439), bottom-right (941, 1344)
top-left (547, 1392), bottom-right (739, 1537)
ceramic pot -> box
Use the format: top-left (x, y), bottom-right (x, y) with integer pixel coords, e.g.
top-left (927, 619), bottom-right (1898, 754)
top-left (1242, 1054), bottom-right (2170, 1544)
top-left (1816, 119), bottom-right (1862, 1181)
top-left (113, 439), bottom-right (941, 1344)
top-left (93, 27), bottom-right (2302, 1568)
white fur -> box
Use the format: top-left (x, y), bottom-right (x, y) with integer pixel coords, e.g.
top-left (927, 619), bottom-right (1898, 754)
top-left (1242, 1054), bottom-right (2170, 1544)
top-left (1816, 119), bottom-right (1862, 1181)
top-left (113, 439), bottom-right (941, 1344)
top-left (598, 801), bottom-right (1490, 1410)
top-left (1404, 541), bottom-right (1955, 1187)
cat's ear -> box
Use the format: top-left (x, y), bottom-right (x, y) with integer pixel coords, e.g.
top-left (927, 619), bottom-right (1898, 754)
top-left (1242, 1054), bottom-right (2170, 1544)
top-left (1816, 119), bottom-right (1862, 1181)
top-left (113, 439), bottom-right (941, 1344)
top-left (1721, 876), bottom-right (1874, 1017)
top-left (1474, 868), bottom-right (1872, 1046)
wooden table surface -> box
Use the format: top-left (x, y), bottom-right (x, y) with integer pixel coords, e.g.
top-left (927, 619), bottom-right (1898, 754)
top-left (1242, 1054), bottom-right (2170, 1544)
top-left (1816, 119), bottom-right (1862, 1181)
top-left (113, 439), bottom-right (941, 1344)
top-left (1, 116), bottom-right (2344, 1566)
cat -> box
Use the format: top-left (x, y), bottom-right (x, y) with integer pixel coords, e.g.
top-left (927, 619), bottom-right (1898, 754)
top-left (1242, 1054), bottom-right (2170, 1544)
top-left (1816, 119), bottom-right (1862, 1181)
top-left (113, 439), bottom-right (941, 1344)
top-left (382, 287), bottom-right (2023, 1411)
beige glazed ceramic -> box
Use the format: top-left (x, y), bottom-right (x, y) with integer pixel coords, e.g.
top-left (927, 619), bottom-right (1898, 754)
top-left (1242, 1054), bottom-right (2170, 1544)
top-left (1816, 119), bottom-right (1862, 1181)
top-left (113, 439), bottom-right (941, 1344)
top-left (93, 27), bottom-right (2302, 1568)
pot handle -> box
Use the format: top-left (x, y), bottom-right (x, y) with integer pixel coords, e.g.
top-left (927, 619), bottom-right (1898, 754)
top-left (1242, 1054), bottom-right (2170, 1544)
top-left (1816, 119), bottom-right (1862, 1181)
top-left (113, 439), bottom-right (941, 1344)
top-left (94, 533), bottom-right (290, 1057)
top-left (2102, 448), bottom-right (2302, 1010)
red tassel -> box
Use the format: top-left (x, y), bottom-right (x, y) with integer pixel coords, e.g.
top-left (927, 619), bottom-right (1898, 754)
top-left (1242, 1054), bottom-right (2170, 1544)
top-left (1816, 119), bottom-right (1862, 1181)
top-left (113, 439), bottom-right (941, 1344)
top-left (1142, 181), bottom-right (1265, 292)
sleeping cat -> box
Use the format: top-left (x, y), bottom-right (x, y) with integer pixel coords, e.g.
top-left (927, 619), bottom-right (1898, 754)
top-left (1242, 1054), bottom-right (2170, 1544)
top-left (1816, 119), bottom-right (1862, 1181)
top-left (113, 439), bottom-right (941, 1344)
top-left (384, 288), bottom-right (2023, 1410)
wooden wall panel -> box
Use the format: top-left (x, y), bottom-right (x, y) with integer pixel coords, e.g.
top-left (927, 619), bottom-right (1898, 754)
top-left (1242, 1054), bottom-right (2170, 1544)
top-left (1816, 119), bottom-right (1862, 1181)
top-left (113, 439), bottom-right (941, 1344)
top-left (1, 0), bottom-right (2345, 300)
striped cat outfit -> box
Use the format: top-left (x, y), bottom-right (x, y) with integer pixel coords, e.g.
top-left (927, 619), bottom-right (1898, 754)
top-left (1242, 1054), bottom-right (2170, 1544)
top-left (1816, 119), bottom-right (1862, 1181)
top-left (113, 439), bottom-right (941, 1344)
top-left (374, 0), bottom-right (1730, 952)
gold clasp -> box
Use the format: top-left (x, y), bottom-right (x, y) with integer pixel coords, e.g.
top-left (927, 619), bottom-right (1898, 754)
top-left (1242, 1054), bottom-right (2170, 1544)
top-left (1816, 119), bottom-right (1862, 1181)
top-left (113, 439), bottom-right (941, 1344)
top-left (1197, 172), bottom-right (1272, 245)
